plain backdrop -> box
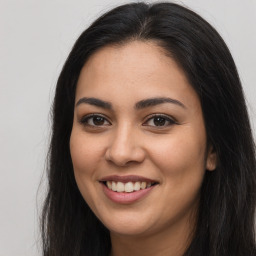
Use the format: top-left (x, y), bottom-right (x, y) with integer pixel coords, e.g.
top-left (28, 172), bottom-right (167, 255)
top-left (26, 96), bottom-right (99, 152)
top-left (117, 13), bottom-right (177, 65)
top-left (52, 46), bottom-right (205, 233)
top-left (1, 0), bottom-right (255, 255)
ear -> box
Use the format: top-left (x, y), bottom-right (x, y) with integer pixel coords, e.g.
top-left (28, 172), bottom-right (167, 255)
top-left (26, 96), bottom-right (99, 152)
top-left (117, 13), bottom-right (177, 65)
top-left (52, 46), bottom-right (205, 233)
top-left (206, 146), bottom-right (217, 171)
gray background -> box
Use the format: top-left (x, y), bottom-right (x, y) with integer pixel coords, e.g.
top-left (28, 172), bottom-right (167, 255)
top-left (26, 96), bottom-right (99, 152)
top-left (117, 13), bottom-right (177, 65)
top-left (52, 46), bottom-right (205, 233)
top-left (1, 0), bottom-right (255, 255)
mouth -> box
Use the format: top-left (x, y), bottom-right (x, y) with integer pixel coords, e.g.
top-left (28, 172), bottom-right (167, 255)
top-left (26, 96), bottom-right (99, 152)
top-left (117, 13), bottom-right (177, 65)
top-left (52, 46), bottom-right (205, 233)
top-left (101, 180), bottom-right (158, 193)
top-left (99, 175), bottom-right (159, 193)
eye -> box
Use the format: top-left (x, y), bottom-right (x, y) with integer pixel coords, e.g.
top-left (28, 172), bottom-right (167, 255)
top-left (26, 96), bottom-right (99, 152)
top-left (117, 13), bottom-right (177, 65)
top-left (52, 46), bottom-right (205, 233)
top-left (143, 114), bottom-right (176, 127)
top-left (80, 114), bottom-right (111, 127)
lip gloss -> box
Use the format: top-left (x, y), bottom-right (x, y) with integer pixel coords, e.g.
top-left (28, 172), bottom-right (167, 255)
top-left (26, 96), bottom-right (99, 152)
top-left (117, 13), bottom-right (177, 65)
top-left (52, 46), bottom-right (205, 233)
top-left (101, 183), bottom-right (156, 204)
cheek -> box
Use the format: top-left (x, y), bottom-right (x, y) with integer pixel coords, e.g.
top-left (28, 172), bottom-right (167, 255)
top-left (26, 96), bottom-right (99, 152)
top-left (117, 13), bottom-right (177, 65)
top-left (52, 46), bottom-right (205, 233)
top-left (70, 130), bottom-right (103, 175)
top-left (148, 130), bottom-right (207, 181)
top-left (70, 130), bottom-right (100, 206)
top-left (146, 132), bottom-right (207, 220)
top-left (70, 131), bottom-right (97, 197)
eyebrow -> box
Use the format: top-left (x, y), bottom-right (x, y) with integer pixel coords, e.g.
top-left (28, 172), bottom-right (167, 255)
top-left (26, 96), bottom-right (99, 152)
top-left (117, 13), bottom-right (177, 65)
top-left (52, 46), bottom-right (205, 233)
top-left (76, 97), bottom-right (112, 109)
top-left (135, 97), bottom-right (186, 109)
top-left (76, 96), bottom-right (186, 110)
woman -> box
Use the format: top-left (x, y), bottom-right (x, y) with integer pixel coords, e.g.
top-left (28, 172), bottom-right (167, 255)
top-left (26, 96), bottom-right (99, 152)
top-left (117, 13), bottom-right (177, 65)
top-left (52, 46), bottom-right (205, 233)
top-left (41, 2), bottom-right (256, 256)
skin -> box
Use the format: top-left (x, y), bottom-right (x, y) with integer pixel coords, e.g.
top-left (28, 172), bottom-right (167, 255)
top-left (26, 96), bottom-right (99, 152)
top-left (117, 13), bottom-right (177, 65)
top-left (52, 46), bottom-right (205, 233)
top-left (70, 41), bottom-right (216, 256)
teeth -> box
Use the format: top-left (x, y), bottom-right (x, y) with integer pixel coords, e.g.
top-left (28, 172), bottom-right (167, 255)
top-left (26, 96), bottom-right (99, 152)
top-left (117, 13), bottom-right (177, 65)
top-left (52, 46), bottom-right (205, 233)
top-left (141, 181), bottom-right (146, 189)
top-left (134, 181), bottom-right (140, 191)
top-left (106, 181), bottom-right (155, 193)
top-left (116, 182), bottom-right (124, 192)
top-left (112, 181), bottom-right (117, 191)
top-left (106, 181), bottom-right (112, 189)
top-left (125, 182), bottom-right (134, 192)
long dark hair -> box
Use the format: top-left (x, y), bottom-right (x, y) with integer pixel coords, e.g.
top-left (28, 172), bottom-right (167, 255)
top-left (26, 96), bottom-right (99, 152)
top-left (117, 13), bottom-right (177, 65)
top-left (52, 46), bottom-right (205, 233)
top-left (41, 2), bottom-right (256, 255)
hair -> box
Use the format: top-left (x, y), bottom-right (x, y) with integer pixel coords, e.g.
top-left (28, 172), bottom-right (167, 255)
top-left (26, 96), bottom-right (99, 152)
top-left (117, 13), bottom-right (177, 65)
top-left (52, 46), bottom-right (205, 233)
top-left (41, 2), bottom-right (256, 256)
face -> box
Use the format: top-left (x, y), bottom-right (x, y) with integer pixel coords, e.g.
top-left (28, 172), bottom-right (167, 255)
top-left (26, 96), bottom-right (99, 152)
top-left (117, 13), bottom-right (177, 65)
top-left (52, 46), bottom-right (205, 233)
top-left (70, 41), bottom-right (216, 238)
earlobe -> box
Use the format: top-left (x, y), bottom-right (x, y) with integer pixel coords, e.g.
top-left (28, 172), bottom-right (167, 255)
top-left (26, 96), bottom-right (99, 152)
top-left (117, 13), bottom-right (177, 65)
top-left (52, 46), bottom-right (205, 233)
top-left (206, 146), bottom-right (217, 171)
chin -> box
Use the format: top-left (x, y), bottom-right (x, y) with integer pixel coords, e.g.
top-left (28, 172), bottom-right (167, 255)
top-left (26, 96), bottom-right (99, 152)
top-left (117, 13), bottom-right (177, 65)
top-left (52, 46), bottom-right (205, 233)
top-left (97, 211), bottom-right (151, 235)
top-left (108, 223), bottom-right (152, 237)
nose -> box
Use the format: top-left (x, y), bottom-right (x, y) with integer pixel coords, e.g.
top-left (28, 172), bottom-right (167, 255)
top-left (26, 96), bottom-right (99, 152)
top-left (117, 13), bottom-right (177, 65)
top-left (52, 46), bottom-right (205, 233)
top-left (105, 124), bottom-right (146, 167)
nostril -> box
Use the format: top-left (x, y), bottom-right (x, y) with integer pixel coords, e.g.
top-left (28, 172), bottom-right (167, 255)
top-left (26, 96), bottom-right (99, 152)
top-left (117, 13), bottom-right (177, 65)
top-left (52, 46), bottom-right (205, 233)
top-left (104, 139), bottom-right (146, 166)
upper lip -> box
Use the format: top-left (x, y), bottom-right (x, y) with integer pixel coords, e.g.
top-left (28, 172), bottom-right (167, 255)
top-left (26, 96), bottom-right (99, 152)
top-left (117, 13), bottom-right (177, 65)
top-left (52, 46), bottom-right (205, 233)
top-left (99, 175), bottom-right (158, 183)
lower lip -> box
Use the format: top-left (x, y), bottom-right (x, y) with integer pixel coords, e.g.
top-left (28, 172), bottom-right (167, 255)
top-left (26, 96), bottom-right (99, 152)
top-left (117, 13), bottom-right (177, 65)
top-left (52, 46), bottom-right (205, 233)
top-left (101, 183), bottom-right (156, 204)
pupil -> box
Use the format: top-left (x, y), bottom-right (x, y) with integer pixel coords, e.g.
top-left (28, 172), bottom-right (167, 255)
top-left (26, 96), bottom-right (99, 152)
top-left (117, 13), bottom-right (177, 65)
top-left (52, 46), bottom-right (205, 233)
top-left (154, 117), bottom-right (166, 126)
top-left (93, 116), bottom-right (104, 125)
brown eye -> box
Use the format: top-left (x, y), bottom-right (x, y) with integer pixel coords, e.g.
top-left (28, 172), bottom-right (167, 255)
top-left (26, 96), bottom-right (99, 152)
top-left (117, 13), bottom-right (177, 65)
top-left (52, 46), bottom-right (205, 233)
top-left (153, 116), bottom-right (167, 126)
top-left (92, 116), bottom-right (105, 125)
top-left (80, 114), bottom-right (111, 127)
top-left (143, 115), bottom-right (176, 127)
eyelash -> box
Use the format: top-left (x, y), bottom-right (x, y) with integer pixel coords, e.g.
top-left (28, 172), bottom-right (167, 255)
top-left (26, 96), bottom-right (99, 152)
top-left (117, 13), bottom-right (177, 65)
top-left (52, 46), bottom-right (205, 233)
top-left (79, 113), bottom-right (177, 128)
top-left (79, 114), bottom-right (111, 127)
top-left (143, 114), bottom-right (177, 127)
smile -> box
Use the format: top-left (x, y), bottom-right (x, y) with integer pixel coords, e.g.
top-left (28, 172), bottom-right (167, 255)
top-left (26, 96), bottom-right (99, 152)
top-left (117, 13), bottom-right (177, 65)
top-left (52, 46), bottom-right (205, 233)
top-left (104, 181), bottom-right (156, 193)
top-left (100, 175), bottom-right (159, 204)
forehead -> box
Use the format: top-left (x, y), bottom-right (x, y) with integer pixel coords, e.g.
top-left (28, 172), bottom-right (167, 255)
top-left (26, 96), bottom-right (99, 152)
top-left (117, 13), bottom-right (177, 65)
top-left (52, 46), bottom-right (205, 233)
top-left (76, 41), bottom-right (200, 110)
